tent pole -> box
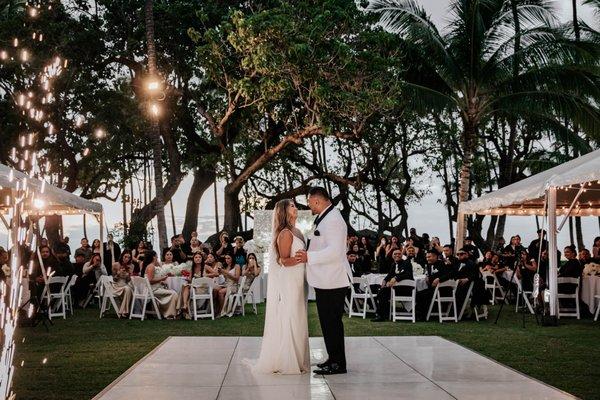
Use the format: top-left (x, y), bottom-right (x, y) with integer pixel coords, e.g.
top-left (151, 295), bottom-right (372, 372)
top-left (99, 213), bottom-right (104, 267)
top-left (548, 187), bottom-right (558, 318)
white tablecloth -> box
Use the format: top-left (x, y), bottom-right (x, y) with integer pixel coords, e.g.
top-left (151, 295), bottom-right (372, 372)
top-left (581, 275), bottom-right (600, 313)
top-left (361, 273), bottom-right (428, 292)
top-left (165, 277), bottom-right (187, 294)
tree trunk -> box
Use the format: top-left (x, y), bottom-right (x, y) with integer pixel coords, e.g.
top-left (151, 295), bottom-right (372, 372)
top-left (575, 216), bottom-right (584, 251)
top-left (456, 119), bottom-right (477, 246)
top-left (182, 168), bottom-right (216, 240)
top-left (223, 184), bottom-right (242, 233)
top-left (145, 0), bottom-right (168, 251)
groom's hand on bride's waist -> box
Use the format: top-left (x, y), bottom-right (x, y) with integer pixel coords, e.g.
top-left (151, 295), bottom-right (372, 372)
top-left (295, 250), bottom-right (308, 263)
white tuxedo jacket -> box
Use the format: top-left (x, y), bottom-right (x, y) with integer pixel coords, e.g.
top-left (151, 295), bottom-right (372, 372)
top-left (306, 206), bottom-right (352, 289)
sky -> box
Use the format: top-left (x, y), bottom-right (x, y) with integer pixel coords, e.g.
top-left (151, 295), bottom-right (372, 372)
top-left (1, 1), bottom-right (598, 251)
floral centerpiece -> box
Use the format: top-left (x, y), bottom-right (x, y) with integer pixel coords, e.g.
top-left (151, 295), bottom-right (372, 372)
top-left (410, 259), bottom-right (424, 276)
top-left (583, 262), bottom-right (600, 276)
top-left (157, 262), bottom-right (191, 278)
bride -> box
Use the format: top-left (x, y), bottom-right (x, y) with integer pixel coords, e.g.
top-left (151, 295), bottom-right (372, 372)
top-left (253, 199), bottom-right (310, 374)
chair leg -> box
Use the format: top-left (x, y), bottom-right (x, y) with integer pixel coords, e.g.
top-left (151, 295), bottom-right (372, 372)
top-left (426, 290), bottom-right (437, 321)
top-left (594, 300), bottom-right (600, 321)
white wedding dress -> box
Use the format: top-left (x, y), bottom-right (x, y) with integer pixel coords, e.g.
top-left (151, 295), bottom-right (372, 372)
top-left (253, 233), bottom-right (310, 374)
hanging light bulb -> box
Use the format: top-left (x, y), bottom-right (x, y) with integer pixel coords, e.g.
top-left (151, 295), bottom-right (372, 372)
top-left (17, 94), bottom-right (25, 106)
top-left (28, 7), bottom-right (38, 17)
top-left (13, 38), bottom-right (18, 47)
top-left (20, 49), bottom-right (29, 62)
top-left (75, 115), bottom-right (84, 127)
top-left (150, 102), bottom-right (160, 117)
top-left (94, 128), bottom-right (106, 139)
top-left (83, 148), bottom-right (90, 156)
top-left (0, 50), bottom-right (7, 60)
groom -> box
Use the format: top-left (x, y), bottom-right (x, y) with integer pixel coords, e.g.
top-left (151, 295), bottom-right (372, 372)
top-left (295, 187), bottom-right (351, 375)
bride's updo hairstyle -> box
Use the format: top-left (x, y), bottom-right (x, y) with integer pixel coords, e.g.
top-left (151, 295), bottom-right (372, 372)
top-left (272, 199), bottom-right (304, 259)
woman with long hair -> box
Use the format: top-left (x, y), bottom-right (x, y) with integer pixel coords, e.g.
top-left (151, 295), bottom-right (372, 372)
top-left (242, 253), bottom-right (261, 292)
top-left (252, 199), bottom-right (309, 374)
top-left (180, 252), bottom-right (209, 319)
top-left (215, 254), bottom-right (241, 316)
top-left (110, 251), bottom-right (134, 317)
top-left (92, 239), bottom-right (102, 255)
top-left (142, 250), bottom-right (179, 319)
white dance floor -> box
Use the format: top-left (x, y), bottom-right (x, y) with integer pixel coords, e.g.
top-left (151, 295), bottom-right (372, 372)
top-left (94, 336), bottom-right (574, 400)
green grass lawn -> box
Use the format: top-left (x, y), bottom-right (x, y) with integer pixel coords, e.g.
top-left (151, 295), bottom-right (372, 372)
top-left (12, 303), bottom-right (600, 400)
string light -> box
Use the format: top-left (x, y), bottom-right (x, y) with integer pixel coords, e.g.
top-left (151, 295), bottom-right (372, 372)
top-left (94, 128), bottom-right (106, 139)
top-left (0, 50), bottom-right (7, 60)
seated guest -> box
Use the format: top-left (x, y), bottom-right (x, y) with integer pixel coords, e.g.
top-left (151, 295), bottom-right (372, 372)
top-left (578, 248), bottom-right (593, 268)
top-left (241, 253), bottom-right (261, 293)
top-left (161, 249), bottom-right (178, 266)
top-left (385, 236), bottom-right (401, 259)
top-left (53, 237), bottom-right (72, 260)
top-left (203, 253), bottom-right (223, 278)
top-left (74, 237), bottom-right (92, 262)
top-left (371, 249), bottom-right (413, 322)
top-left (110, 251), bottom-right (134, 317)
top-left (504, 235), bottom-right (526, 258)
top-left (188, 237), bottom-right (203, 258)
top-left (430, 237), bottom-right (443, 254)
top-left (416, 249), bottom-right (456, 318)
top-left (53, 246), bottom-right (75, 281)
top-left (463, 237), bottom-right (480, 262)
top-left (494, 237), bottom-right (506, 253)
top-left (216, 254), bottom-right (241, 317)
top-left (442, 245), bottom-right (457, 267)
top-left (142, 250), bottom-right (179, 319)
top-left (233, 236), bottom-right (247, 267)
top-left (180, 252), bottom-right (210, 319)
top-left (453, 248), bottom-right (488, 316)
top-left (479, 250), bottom-right (494, 270)
top-left (360, 237), bottom-right (374, 263)
top-left (347, 251), bottom-right (362, 277)
top-left (515, 250), bottom-right (537, 292)
top-left (163, 235), bottom-right (186, 264)
top-left (71, 253), bottom-right (88, 305)
top-left (82, 254), bottom-right (107, 299)
top-left (559, 245), bottom-right (583, 278)
top-left (375, 237), bottom-right (389, 273)
top-left (593, 236), bottom-right (600, 261)
top-left (131, 240), bottom-right (147, 270)
top-left (30, 245), bottom-right (60, 300)
top-left (216, 231), bottom-right (234, 257)
top-left (404, 246), bottom-right (424, 275)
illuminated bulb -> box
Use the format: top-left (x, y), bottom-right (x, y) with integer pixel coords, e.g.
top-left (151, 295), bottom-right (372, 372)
top-left (32, 32), bottom-right (36, 40)
top-left (27, 133), bottom-right (34, 145)
top-left (95, 128), bottom-right (106, 139)
top-left (147, 80), bottom-right (160, 90)
top-left (63, 59), bottom-right (68, 68)
top-left (25, 100), bottom-right (31, 109)
top-left (21, 49), bottom-right (29, 62)
top-left (48, 125), bottom-right (54, 135)
top-left (75, 115), bottom-right (84, 127)
top-left (29, 7), bottom-right (38, 17)
top-left (33, 198), bottom-right (45, 209)
top-left (83, 148), bottom-right (90, 156)
top-left (150, 103), bottom-right (160, 116)
top-left (13, 38), bottom-right (18, 47)
top-left (42, 358), bottom-right (47, 364)
top-left (39, 33), bottom-right (43, 42)
top-left (28, 91), bottom-right (33, 97)
top-left (0, 50), bottom-right (7, 60)
top-left (17, 94), bottom-right (25, 106)
top-left (54, 56), bottom-right (60, 67)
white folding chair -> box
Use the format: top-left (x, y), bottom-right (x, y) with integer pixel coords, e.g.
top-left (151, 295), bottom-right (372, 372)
top-left (348, 276), bottom-right (377, 319)
top-left (515, 279), bottom-right (535, 314)
top-left (64, 275), bottom-right (78, 315)
top-left (457, 281), bottom-right (488, 321)
top-left (594, 295), bottom-right (600, 322)
top-left (99, 276), bottom-right (123, 318)
top-left (190, 277), bottom-right (215, 320)
top-left (391, 279), bottom-right (416, 323)
top-left (426, 279), bottom-right (458, 323)
top-left (482, 271), bottom-right (505, 304)
top-left (243, 275), bottom-right (261, 315)
top-left (225, 276), bottom-right (247, 317)
top-left (556, 277), bottom-right (580, 319)
top-left (45, 276), bottom-right (68, 320)
top-left (83, 277), bottom-right (105, 309)
top-left (129, 276), bottom-right (162, 320)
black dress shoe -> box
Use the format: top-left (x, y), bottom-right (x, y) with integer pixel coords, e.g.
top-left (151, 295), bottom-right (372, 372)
top-left (316, 360), bottom-right (330, 369)
top-left (313, 363), bottom-right (347, 375)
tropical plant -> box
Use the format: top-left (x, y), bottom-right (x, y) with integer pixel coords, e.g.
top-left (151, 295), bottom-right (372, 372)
top-left (367, 0), bottom-right (600, 242)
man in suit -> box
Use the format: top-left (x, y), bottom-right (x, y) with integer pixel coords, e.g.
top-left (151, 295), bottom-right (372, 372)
top-left (416, 249), bottom-right (455, 319)
top-left (463, 236), bottom-right (480, 262)
top-left (103, 234), bottom-right (122, 275)
top-left (454, 248), bottom-right (485, 315)
top-left (347, 251), bottom-right (362, 278)
top-left (295, 187), bottom-right (350, 375)
top-left (371, 248), bottom-right (413, 322)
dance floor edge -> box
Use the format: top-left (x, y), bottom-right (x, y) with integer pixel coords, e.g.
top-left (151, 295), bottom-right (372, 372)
top-left (93, 336), bottom-right (576, 400)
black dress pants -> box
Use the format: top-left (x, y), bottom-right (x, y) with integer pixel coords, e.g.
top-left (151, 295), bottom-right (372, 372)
top-left (315, 287), bottom-right (347, 368)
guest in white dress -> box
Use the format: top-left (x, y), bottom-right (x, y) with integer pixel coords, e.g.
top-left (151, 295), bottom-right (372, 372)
top-left (254, 199), bottom-right (309, 374)
top-left (142, 251), bottom-right (179, 319)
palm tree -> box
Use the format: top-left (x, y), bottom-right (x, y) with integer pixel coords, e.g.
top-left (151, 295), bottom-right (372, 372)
top-left (144, 0), bottom-right (168, 251)
top-left (367, 0), bottom-right (600, 244)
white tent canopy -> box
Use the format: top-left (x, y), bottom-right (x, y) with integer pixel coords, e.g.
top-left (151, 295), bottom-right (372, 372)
top-left (459, 148), bottom-right (600, 217)
top-left (457, 148), bottom-right (600, 318)
top-left (0, 163), bottom-right (102, 216)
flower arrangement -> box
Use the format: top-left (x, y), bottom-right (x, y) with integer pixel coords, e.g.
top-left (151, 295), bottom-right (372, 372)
top-left (158, 262), bottom-right (191, 277)
top-left (411, 260), bottom-right (424, 276)
top-left (582, 262), bottom-right (600, 276)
